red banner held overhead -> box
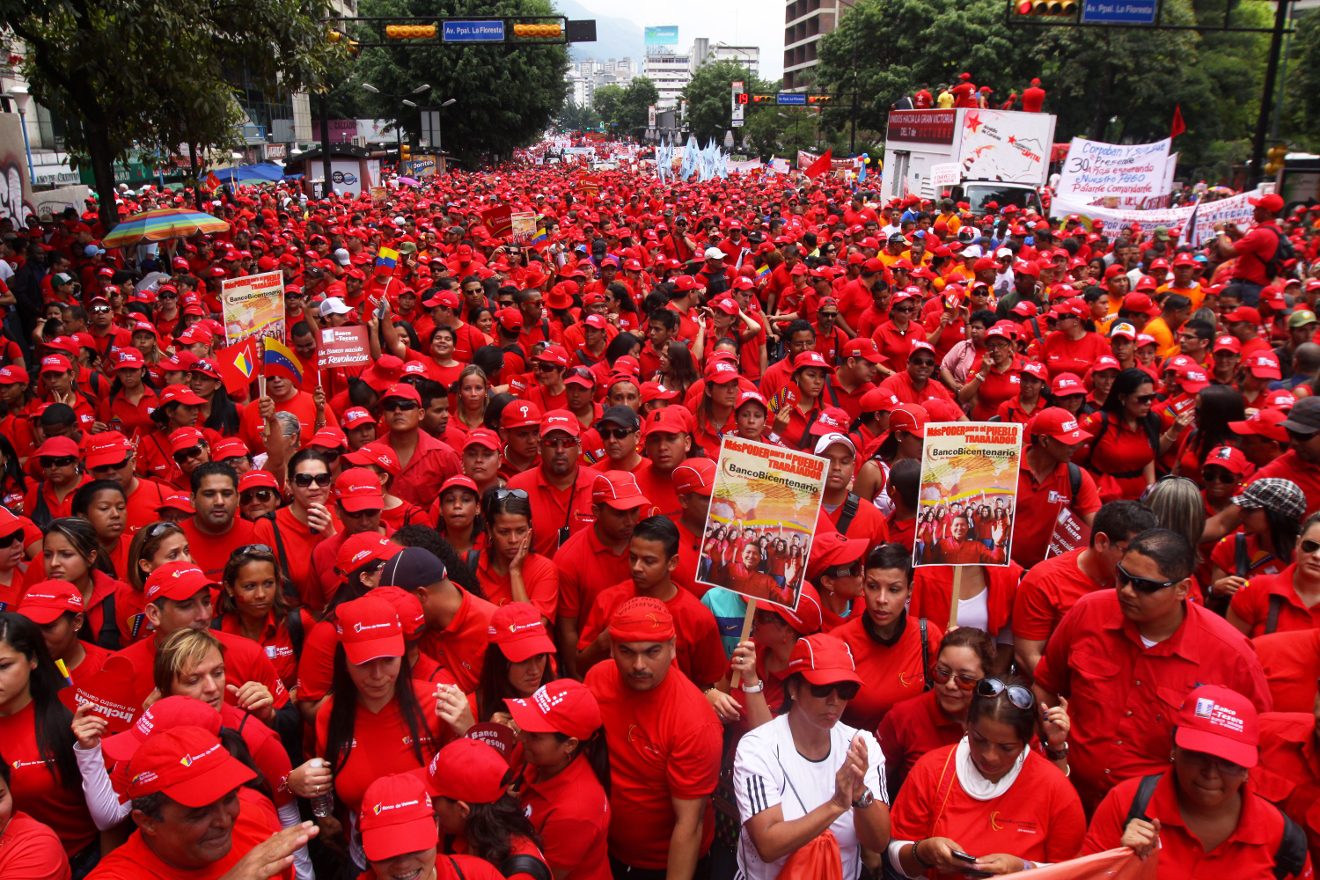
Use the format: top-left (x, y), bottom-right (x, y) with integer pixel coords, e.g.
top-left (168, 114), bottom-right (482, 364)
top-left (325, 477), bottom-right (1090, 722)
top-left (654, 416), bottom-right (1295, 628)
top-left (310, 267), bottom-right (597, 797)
top-left (480, 205), bottom-right (513, 239)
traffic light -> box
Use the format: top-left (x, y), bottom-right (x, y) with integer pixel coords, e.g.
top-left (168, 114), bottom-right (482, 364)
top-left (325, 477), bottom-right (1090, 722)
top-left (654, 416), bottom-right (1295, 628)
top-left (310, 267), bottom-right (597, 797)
top-left (512, 22), bottom-right (564, 39)
top-left (807, 95), bottom-right (832, 104)
top-left (400, 145), bottom-right (411, 163)
top-left (1015, 0), bottom-right (1075, 15)
top-left (736, 93), bottom-right (749, 105)
top-left (1265, 145), bottom-right (1288, 176)
top-left (385, 24), bottom-right (437, 40)
top-left (751, 95), bottom-right (774, 104)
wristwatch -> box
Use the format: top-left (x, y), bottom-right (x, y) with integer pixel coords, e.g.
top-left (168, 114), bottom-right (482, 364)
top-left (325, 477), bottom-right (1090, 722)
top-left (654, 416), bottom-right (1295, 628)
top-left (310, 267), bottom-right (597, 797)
top-left (851, 790), bottom-right (875, 810)
top-left (1044, 741), bottom-right (1069, 761)
top-left (740, 680), bottom-right (765, 694)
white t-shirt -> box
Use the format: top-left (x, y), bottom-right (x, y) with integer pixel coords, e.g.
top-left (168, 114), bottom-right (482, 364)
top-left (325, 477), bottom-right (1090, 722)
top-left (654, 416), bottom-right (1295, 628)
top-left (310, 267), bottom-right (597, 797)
top-left (733, 714), bottom-right (887, 880)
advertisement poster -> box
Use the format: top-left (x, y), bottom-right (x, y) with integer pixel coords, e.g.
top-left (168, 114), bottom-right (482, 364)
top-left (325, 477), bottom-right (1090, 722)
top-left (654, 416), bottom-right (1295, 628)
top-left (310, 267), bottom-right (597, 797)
top-left (930, 163), bottom-right (961, 189)
top-left (221, 270), bottom-right (285, 345)
top-left (319, 326), bottom-right (371, 369)
top-left (914, 422), bottom-right (1022, 567)
top-left (957, 109), bottom-right (1053, 184)
top-left (510, 211), bottom-right (538, 244)
top-left (697, 437), bottom-right (827, 610)
top-left (1056, 137), bottom-right (1173, 208)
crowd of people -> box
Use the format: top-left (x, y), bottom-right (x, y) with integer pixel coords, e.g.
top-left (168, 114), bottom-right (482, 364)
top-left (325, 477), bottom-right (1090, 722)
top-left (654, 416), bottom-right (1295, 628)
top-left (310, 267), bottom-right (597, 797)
top-left (0, 148), bottom-right (1317, 880)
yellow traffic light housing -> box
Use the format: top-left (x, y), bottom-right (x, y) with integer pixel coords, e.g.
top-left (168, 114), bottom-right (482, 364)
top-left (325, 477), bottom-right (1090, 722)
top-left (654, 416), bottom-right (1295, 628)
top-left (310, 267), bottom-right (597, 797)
top-left (400, 144), bottom-right (411, 162)
top-left (385, 24), bottom-right (438, 40)
top-left (1265, 145), bottom-right (1288, 176)
top-left (512, 22), bottom-right (564, 39)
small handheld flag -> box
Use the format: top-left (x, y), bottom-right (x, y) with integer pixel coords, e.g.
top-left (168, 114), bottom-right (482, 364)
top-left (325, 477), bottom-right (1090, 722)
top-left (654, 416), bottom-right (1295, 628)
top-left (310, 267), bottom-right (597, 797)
top-left (262, 336), bottom-right (304, 384)
top-left (376, 247), bottom-right (399, 269)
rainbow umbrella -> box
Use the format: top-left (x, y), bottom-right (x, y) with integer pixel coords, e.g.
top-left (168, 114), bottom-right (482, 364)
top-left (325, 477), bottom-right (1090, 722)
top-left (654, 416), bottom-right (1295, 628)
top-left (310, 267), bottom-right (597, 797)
top-left (102, 207), bottom-right (229, 248)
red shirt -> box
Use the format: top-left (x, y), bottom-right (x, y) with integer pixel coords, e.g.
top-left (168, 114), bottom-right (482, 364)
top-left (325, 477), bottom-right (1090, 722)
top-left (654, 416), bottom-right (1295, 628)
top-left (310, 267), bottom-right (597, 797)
top-left (1040, 331), bottom-right (1110, 378)
top-left (835, 613), bottom-right (942, 731)
top-left (217, 608), bottom-right (315, 691)
top-left (1035, 590), bottom-right (1273, 811)
top-left (252, 507), bottom-right (336, 610)
top-left (632, 460), bottom-right (682, 520)
top-left (0, 701), bottom-right (96, 856)
top-left (911, 564), bottom-right (1019, 637)
top-left (0, 811), bottom-right (70, 880)
top-left (504, 466), bottom-right (596, 557)
top-left (1082, 412), bottom-right (1156, 500)
top-left (113, 628), bottom-right (289, 714)
top-left (1254, 712), bottom-right (1320, 867)
top-left (1231, 221), bottom-right (1284, 286)
top-left (1254, 629), bottom-right (1320, 712)
top-left (418, 588), bottom-right (497, 692)
top-left (87, 788), bottom-right (291, 880)
top-left (579, 582), bottom-right (727, 688)
top-left (555, 525), bottom-right (633, 621)
top-left (1250, 451), bottom-right (1320, 518)
top-left (878, 371), bottom-right (956, 409)
top-left (390, 430), bottom-right (462, 508)
top-left (474, 551), bottom-right (560, 620)
top-left (1230, 564), bottom-right (1320, 635)
top-left (1012, 461), bottom-right (1102, 568)
top-left (824, 493), bottom-right (889, 552)
top-left (239, 390), bottom-right (335, 453)
top-left (1011, 547), bottom-right (1102, 642)
top-left (584, 659), bottom-right (722, 871)
top-left (1083, 771), bottom-right (1313, 880)
top-left (179, 516), bottom-right (258, 583)
top-left (891, 746), bottom-right (1087, 874)
top-left (871, 321), bottom-right (921, 370)
top-left (968, 364), bottom-right (1021, 421)
top-left (876, 689), bottom-right (965, 784)
top-left (520, 755), bottom-right (612, 880)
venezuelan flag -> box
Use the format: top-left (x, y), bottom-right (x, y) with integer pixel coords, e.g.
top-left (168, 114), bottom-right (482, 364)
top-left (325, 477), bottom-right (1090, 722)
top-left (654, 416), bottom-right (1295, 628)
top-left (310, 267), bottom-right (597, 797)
top-left (262, 336), bottom-right (304, 384)
top-left (756, 263), bottom-right (771, 280)
top-left (376, 247), bottom-right (399, 269)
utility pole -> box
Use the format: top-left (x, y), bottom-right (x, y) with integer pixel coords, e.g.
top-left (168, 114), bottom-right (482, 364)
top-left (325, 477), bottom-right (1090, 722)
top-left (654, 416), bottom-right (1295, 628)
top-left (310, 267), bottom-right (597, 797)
top-left (1249, 0), bottom-right (1291, 184)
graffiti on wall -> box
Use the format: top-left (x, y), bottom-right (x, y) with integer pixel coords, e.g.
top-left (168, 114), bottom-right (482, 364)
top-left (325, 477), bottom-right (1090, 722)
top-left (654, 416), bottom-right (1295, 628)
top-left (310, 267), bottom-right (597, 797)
top-left (0, 114), bottom-right (34, 225)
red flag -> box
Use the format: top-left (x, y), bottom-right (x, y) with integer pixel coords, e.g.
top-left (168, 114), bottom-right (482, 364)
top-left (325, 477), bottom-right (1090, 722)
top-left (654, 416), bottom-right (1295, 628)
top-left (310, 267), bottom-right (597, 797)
top-left (1171, 104), bottom-right (1186, 139)
top-left (804, 149), bottom-right (833, 179)
top-left (214, 337), bottom-right (258, 396)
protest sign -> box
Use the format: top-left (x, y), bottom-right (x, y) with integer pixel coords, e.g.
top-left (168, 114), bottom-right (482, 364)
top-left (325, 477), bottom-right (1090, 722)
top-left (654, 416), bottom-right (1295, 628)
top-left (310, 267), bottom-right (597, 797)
top-left (1050, 187), bottom-right (1264, 247)
top-left (480, 205), bottom-right (513, 239)
top-left (57, 655), bottom-right (141, 734)
top-left (914, 422), bottom-right (1022, 626)
top-left (1056, 137), bottom-right (1173, 209)
top-left (1045, 506), bottom-right (1090, 559)
top-left (510, 211), bottom-right (538, 244)
top-left (930, 163), bottom-right (961, 189)
top-left (370, 185), bottom-right (387, 204)
top-left (999, 847), bottom-right (1156, 879)
top-left (221, 270), bottom-right (285, 345)
top-left (697, 437), bottom-right (827, 611)
top-left (319, 325), bottom-right (371, 369)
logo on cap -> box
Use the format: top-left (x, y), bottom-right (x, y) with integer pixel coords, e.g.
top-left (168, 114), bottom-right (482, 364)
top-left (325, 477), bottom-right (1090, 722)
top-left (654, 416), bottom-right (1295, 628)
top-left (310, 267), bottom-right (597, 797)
top-left (178, 742), bottom-right (221, 767)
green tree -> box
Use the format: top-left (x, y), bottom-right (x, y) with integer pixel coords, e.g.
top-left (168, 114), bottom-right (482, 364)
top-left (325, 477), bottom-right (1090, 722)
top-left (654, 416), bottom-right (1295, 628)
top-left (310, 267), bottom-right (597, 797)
top-left (555, 98), bottom-right (602, 133)
top-left (593, 84), bottom-right (626, 132)
top-left (681, 59), bottom-right (768, 143)
top-left (3, 0), bottom-right (337, 228)
top-left (1281, 9), bottom-right (1320, 152)
top-left (355, 0), bottom-right (569, 164)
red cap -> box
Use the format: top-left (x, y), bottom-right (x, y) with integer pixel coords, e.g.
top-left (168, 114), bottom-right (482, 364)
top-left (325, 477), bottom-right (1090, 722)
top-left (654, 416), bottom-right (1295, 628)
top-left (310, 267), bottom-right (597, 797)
top-left (811, 407), bottom-right (851, 435)
top-left (168, 427), bottom-right (206, 455)
top-left (1051, 373), bottom-right (1085, 396)
top-left (705, 359), bottom-right (740, 384)
top-left (360, 773), bottom-right (438, 862)
top-left (1202, 445), bottom-right (1253, 478)
top-left (640, 380), bottom-right (679, 404)
top-left (842, 337), bottom-right (884, 364)
top-left (608, 596), bottom-right (675, 642)
top-left (806, 531), bottom-right (869, 580)
top-left (500, 400), bottom-right (543, 430)
top-left (334, 467), bottom-right (385, 512)
top-left (536, 344), bottom-right (570, 368)
top-left (763, 582), bottom-right (824, 635)
top-left (1248, 193), bottom-right (1285, 213)
top-left (1175, 685), bottom-right (1259, 769)
top-left (672, 458), bottom-right (716, 496)
top-left (342, 407), bottom-right (375, 430)
top-left (238, 470), bottom-right (279, 493)
top-left (505, 680), bottom-right (602, 741)
top-left (210, 438), bottom-right (247, 462)
top-left (126, 726), bottom-right (256, 807)
top-left (1228, 408), bottom-right (1289, 442)
top-left (1226, 306), bottom-right (1262, 325)
top-left (309, 427), bottom-right (348, 451)
top-left (859, 387), bottom-right (900, 413)
top-left (144, 562), bottom-right (213, 603)
top-left (112, 349), bottom-right (145, 370)
top-left (39, 354), bottom-right (73, 375)
top-left (372, 586), bottom-right (426, 641)
top-left (158, 494), bottom-right (195, 514)
top-left (336, 595), bottom-right (404, 664)
top-left (336, 532), bottom-right (403, 574)
top-left (1028, 407), bottom-right (1092, 444)
top-left (440, 475), bottom-right (480, 499)
top-left (489, 602), bottom-right (557, 662)
top-left (0, 365), bottom-right (28, 385)
top-left (785, 634), bottom-right (863, 686)
top-left (463, 428), bottom-right (502, 452)
top-left (1173, 364), bottom-right (1211, 392)
top-left (17, 579), bottom-right (84, 625)
top-left (1020, 361), bottom-right (1049, 382)
top-left (102, 695), bottom-right (222, 764)
top-left (159, 384), bottom-right (206, 407)
top-left (84, 431), bottom-right (132, 469)
top-left (347, 441), bottom-right (403, 477)
top-left (592, 470), bottom-right (650, 509)
top-left (1263, 389), bottom-right (1296, 411)
top-left (1213, 335), bottom-right (1242, 354)
top-left (425, 738), bottom-right (512, 803)
top-left (382, 383), bottom-right (421, 405)
top-left (642, 405), bottom-right (692, 438)
top-left (1245, 353), bottom-right (1283, 379)
top-left (887, 404), bottom-right (929, 438)
top-left (735, 389), bottom-right (769, 412)
top-left (792, 350), bottom-right (835, 373)
top-left (540, 408), bottom-right (581, 439)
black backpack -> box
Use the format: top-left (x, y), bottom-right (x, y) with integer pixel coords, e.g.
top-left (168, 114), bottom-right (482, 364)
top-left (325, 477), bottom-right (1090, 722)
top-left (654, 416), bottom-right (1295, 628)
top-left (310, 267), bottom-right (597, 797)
top-left (1264, 226), bottom-right (1296, 280)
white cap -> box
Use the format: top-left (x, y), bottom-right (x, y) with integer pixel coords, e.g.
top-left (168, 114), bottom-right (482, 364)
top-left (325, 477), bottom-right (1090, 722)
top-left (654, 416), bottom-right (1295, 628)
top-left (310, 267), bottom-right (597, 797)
top-left (332, 247), bottom-right (351, 266)
top-left (995, 247), bottom-right (1014, 259)
top-left (319, 296), bottom-right (353, 318)
top-left (813, 432), bottom-right (856, 456)
top-left (704, 246), bottom-right (727, 260)
top-left (961, 245), bottom-right (982, 258)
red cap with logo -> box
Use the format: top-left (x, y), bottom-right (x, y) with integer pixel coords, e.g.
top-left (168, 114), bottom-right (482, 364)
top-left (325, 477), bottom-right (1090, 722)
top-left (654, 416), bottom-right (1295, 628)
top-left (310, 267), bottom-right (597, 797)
top-left (489, 602), bottom-right (557, 662)
top-left (144, 562), bottom-right (213, 603)
top-left (1202, 445), bottom-right (1253, 478)
top-left (17, 579), bottom-right (84, 625)
top-left (500, 400), bottom-right (543, 430)
top-left (672, 458), bottom-right (716, 496)
top-left (1028, 407), bottom-right (1092, 444)
top-left (540, 408), bottom-right (581, 439)
top-left (334, 467), bottom-right (385, 512)
top-left (592, 470), bottom-right (650, 509)
top-left (505, 679), bottom-right (602, 741)
top-left (126, 725), bottom-right (257, 807)
top-left (786, 634), bottom-right (863, 686)
top-left (84, 432), bottom-right (132, 469)
top-left (1228, 408), bottom-right (1289, 442)
top-left (102, 695), bottom-right (222, 764)
top-left (336, 532), bottom-right (403, 575)
top-left (1175, 684), bottom-right (1259, 769)
top-left (359, 773), bottom-right (438, 862)
top-left (336, 595), bottom-right (404, 664)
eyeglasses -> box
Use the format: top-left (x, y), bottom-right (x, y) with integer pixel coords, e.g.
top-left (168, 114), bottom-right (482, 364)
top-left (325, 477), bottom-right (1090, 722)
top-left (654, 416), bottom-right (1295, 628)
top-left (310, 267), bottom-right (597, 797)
top-left (598, 427), bottom-right (636, 440)
top-left (542, 436), bottom-right (580, 450)
top-left (1133, 394), bottom-right (1157, 404)
top-left (90, 459), bottom-right (129, 475)
top-left (0, 531), bottom-right (22, 548)
top-left (241, 488), bottom-right (276, 503)
top-left (819, 312), bottom-right (839, 319)
top-left (909, 358), bottom-right (936, 368)
top-left (1178, 749), bottom-right (1249, 777)
top-left (40, 456), bottom-right (78, 468)
top-left (535, 362), bottom-right (561, 372)
top-left (292, 472), bottom-right (333, 488)
top-left (173, 446), bottom-right (205, 464)
top-left (382, 400), bottom-right (419, 412)
top-left (158, 292), bottom-right (178, 300)
top-left (1300, 539), bottom-right (1320, 555)
top-left (493, 487), bottom-right (529, 503)
top-left (976, 677), bottom-right (1034, 710)
top-left (931, 664), bottom-right (980, 691)
top-left (807, 681), bottom-right (861, 701)
top-left (824, 562), bottom-right (863, 579)
top-left (1115, 561), bottom-right (1178, 594)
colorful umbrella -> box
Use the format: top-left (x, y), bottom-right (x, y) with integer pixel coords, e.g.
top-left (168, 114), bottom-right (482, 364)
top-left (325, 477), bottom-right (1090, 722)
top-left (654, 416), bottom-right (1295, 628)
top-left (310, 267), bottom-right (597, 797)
top-left (102, 208), bottom-right (229, 248)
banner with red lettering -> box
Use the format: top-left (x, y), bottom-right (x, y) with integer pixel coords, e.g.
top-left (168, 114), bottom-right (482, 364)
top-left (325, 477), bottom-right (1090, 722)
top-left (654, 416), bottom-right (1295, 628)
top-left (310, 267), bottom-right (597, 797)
top-left (914, 422), bottom-right (1022, 568)
top-left (1000, 847), bottom-right (1156, 879)
top-left (319, 325), bottom-right (371, 369)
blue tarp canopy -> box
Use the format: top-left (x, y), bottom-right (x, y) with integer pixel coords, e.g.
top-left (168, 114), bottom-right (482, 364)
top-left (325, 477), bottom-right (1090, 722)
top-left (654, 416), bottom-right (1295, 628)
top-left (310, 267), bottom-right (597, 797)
top-left (203, 162), bottom-right (288, 184)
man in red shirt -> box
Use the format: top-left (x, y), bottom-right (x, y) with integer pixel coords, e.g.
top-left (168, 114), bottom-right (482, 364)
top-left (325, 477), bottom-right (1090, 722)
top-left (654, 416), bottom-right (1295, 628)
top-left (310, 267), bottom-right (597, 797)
top-left (497, 399), bottom-right (542, 481)
top-left (308, 468), bottom-right (387, 608)
top-left (178, 462), bottom-right (257, 583)
top-left (831, 338), bottom-right (883, 419)
top-left (506, 409), bottom-right (595, 556)
top-left (1226, 305), bottom-right (1276, 360)
top-left (1013, 499), bottom-right (1158, 672)
top-left (634, 406), bottom-right (692, 520)
top-left (380, 383), bottom-right (460, 508)
top-left (816, 432), bottom-right (889, 551)
top-left (1012, 407), bottom-right (1103, 568)
top-left (878, 340), bottom-right (956, 408)
top-left (671, 458), bottom-right (715, 597)
top-left (1034, 528), bottom-right (1272, 812)
top-left (584, 597), bottom-right (722, 880)
top-left (87, 726), bottom-right (311, 880)
top-left (1213, 192), bottom-right (1286, 307)
top-left (84, 431), bottom-right (172, 532)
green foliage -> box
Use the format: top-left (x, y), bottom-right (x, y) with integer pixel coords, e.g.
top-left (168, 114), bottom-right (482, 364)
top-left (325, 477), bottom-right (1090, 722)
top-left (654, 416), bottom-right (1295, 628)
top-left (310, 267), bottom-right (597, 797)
top-left (555, 98), bottom-right (602, 133)
top-left (355, 0), bottom-right (569, 163)
top-left (593, 78), bottom-right (658, 135)
top-left (681, 59), bottom-right (768, 143)
top-left (3, 0), bottom-right (338, 227)
top-left (1281, 9), bottom-right (1320, 151)
top-left (815, 0), bottom-right (1274, 181)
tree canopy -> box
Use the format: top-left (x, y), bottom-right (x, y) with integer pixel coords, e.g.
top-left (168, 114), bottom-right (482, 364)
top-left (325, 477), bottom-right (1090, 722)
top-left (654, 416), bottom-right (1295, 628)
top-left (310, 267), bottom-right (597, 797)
top-left (680, 59), bottom-right (767, 143)
top-left (593, 77), bottom-right (658, 136)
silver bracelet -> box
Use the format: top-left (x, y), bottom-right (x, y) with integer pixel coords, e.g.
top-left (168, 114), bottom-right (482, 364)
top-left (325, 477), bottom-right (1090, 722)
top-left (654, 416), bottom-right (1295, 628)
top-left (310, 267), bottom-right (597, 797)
top-left (740, 680), bottom-right (765, 694)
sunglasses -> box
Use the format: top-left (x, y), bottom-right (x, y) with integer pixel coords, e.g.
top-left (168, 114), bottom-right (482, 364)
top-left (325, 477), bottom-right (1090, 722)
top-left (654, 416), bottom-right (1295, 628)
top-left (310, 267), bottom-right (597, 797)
top-left (819, 312), bottom-right (839, 319)
top-left (383, 400), bottom-right (419, 412)
top-left (91, 459), bottom-right (129, 475)
top-left (976, 677), bottom-right (1035, 710)
top-left (1202, 468), bottom-right (1237, 483)
top-left (1133, 394), bottom-right (1157, 404)
top-left (598, 427), bottom-right (636, 440)
top-left (909, 358), bottom-right (936, 368)
top-left (158, 292), bottom-right (178, 299)
top-left (931, 664), bottom-right (980, 691)
top-left (241, 488), bottom-right (276, 503)
top-left (1178, 749), bottom-right (1249, 777)
top-left (1300, 539), bottom-right (1320, 555)
top-left (0, 531), bottom-right (22, 548)
top-left (1115, 561), bottom-right (1178, 593)
top-left (535, 362), bottom-right (561, 372)
top-left (40, 456), bottom-right (78, 468)
top-left (173, 446), bottom-right (205, 464)
top-left (493, 487), bottom-right (529, 502)
top-left (234, 543), bottom-right (274, 556)
top-left (91, 305), bottom-right (111, 314)
top-left (292, 472), bottom-right (333, 488)
top-left (807, 681), bottom-right (861, 700)
top-left (824, 562), bottom-right (863, 579)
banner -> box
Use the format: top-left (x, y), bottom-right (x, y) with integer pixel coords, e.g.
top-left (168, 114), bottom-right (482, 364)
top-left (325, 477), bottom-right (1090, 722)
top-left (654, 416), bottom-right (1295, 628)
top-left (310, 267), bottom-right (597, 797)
top-left (1050, 187), bottom-right (1264, 246)
top-left (1000, 847), bottom-right (1156, 879)
top-left (510, 211), bottom-right (538, 244)
top-left (957, 109), bottom-right (1052, 185)
top-left (1045, 506), bottom-right (1089, 559)
top-left (1056, 137), bottom-right (1173, 209)
top-left (914, 422), bottom-right (1022, 567)
top-left (319, 325), bottom-right (371, 369)
top-left (697, 437), bottom-right (827, 610)
top-left (931, 163), bottom-right (961, 189)
top-left (57, 655), bottom-right (141, 734)
top-left (221, 270), bottom-right (285, 345)
top-left (480, 205), bottom-right (512, 239)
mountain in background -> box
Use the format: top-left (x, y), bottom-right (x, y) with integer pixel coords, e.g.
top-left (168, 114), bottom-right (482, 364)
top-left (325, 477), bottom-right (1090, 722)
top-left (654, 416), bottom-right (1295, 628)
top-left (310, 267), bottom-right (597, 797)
top-left (556, 0), bottom-right (646, 61)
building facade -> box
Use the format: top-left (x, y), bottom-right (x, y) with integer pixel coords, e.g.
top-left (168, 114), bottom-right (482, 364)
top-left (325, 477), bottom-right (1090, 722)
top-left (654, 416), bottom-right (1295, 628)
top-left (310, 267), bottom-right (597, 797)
top-left (784, 0), bottom-right (854, 91)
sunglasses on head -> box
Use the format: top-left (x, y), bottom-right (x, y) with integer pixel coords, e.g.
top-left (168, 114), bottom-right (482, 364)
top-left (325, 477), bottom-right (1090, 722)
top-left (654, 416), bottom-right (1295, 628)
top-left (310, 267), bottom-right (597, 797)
top-left (234, 543), bottom-right (274, 556)
top-left (173, 446), bottom-right (205, 464)
top-left (242, 488), bottom-right (276, 503)
top-left (976, 677), bottom-right (1034, 710)
top-left (598, 427), bottom-right (635, 440)
top-left (40, 456), bottom-right (78, 468)
top-left (931, 664), bottom-right (980, 691)
top-left (807, 680), bottom-right (861, 701)
top-left (1115, 561), bottom-right (1178, 593)
top-left (292, 472), bottom-right (333, 488)
top-left (383, 400), bottom-right (419, 412)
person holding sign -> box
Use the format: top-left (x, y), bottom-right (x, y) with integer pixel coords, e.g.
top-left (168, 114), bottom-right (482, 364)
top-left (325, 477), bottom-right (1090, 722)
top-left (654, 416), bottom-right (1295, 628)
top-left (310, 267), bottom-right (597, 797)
top-left (1011, 408), bottom-right (1102, 568)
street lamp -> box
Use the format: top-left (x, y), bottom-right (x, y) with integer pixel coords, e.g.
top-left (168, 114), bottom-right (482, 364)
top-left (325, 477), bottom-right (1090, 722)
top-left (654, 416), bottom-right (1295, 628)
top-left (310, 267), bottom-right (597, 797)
top-left (0, 85), bottom-right (35, 186)
top-left (362, 82), bottom-right (430, 155)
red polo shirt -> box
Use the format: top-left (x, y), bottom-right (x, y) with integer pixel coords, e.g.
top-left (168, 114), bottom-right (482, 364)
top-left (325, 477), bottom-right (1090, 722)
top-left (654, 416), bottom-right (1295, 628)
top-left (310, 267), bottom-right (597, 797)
top-left (0, 702), bottom-right (96, 856)
top-left (390, 430), bottom-right (462, 508)
top-left (1254, 712), bottom-right (1320, 867)
top-left (1248, 451), bottom-right (1320, 518)
top-left (505, 465), bottom-right (596, 557)
top-left (633, 461), bottom-right (682, 520)
top-left (1083, 771), bottom-right (1313, 880)
top-left (252, 506), bottom-right (337, 611)
top-left (584, 659), bottom-right (722, 871)
top-left (1012, 461), bottom-right (1102, 568)
top-left (555, 525), bottom-right (633, 621)
top-left (475, 551), bottom-right (560, 620)
top-left (217, 607), bottom-right (315, 691)
top-left (871, 320), bottom-right (920, 370)
top-left (835, 613), bottom-right (942, 731)
top-left (578, 582), bottom-right (727, 688)
top-left (877, 371), bottom-right (956, 409)
top-left (876, 688), bottom-right (965, 784)
top-left (0, 811), bottom-right (69, 880)
top-left (1040, 330), bottom-right (1110, 378)
top-left (520, 755), bottom-right (612, 880)
top-left (1230, 564), bottom-right (1320, 635)
top-left (1254, 628), bottom-right (1320, 712)
top-left (123, 476), bottom-right (173, 532)
top-left (113, 627), bottom-right (289, 714)
top-left (418, 588), bottom-right (497, 692)
top-left (1011, 547), bottom-right (1102, 642)
top-left (1035, 590), bottom-right (1273, 811)
top-left (179, 515), bottom-right (258, 584)
top-left (672, 517), bottom-right (707, 597)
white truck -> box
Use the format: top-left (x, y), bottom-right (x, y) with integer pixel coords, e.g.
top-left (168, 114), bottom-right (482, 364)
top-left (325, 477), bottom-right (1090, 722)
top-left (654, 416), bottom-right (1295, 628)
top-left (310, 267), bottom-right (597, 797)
top-left (879, 108), bottom-right (1057, 216)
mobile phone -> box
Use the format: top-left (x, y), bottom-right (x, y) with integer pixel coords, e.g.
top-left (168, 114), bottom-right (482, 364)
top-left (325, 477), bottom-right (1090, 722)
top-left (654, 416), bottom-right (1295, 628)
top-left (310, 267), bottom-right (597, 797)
top-left (952, 852), bottom-right (978, 864)
top-left (952, 852), bottom-right (993, 879)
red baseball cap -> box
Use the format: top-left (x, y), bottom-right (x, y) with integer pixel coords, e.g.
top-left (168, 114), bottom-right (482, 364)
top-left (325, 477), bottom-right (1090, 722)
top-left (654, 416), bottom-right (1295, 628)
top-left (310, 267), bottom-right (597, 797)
top-left (158, 493), bottom-right (195, 514)
top-left (17, 579), bottom-right (84, 625)
top-left (1245, 353), bottom-right (1283, 379)
top-left (238, 470), bottom-right (279, 493)
top-left (144, 562), bottom-right (213, 604)
top-left (842, 337), bottom-right (885, 364)
top-left (210, 438), bottom-right (248, 462)
top-left (792, 350), bottom-right (835, 373)
top-left (1226, 306), bottom-right (1262, 325)
top-left (112, 349), bottom-right (145, 370)
top-left (887, 404), bottom-right (929, 438)
top-left (672, 458), bottom-right (716, 496)
top-left (102, 695), bottom-right (222, 764)
top-left (159, 384), bottom-right (206, 407)
top-left (489, 602), bottom-right (557, 662)
top-left (1175, 684), bottom-right (1259, 769)
top-left (372, 586), bottom-right (426, 641)
top-left (334, 467), bottom-right (385, 512)
top-left (735, 390), bottom-right (769, 412)
top-left (505, 679), bottom-right (602, 742)
top-left (359, 773), bottom-right (438, 862)
top-left (705, 359), bottom-right (740, 384)
top-left (347, 441), bottom-right (403, 477)
top-left (806, 531), bottom-right (869, 581)
top-left (592, 471), bottom-right (650, 510)
top-left (336, 595), bottom-right (404, 664)
top-left (39, 354), bottom-right (74, 375)
top-left (643, 405), bottom-right (692, 438)
top-left (84, 432), bottom-right (132, 469)
top-left (763, 582), bottom-right (824, 635)
top-left (336, 532), bottom-right (403, 575)
top-left (381, 383), bottom-right (421, 405)
top-left (1213, 335), bottom-right (1242, 354)
top-left (536, 344), bottom-right (570, 368)
top-left (309, 427), bottom-right (348, 451)
top-left (440, 475), bottom-right (480, 499)
top-left (500, 400), bottom-right (543, 430)
top-left (463, 428), bottom-right (502, 452)
top-left (168, 427), bottom-right (206, 455)
top-left (1173, 364), bottom-right (1211, 392)
top-left (425, 738), bottom-right (512, 804)
top-left (126, 726), bottom-right (256, 807)
top-left (785, 634), bottom-right (863, 686)
top-left (1228, 408), bottom-right (1289, 442)
top-left (1202, 445), bottom-right (1253, 478)
top-left (1051, 373), bottom-right (1085, 397)
top-left (1028, 407), bottom-right (1092, 445)
top-left (540, 408), bottom-right (581, 439)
